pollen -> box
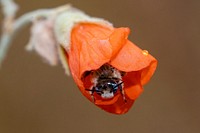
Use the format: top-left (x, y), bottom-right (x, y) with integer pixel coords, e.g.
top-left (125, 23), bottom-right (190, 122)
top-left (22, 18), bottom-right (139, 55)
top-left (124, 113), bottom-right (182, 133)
top-left (142, 50), bottom-right (149, 56)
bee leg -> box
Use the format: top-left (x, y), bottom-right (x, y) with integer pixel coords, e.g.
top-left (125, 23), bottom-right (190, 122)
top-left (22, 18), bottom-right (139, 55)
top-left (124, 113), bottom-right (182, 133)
top-left (89, 90), bottom-right (95, 103)
top-left (91, 94), bottom-right (95, 103)
top-left (85, 88), bottom-right (96, 103)
top-left (119, 84), bottom-right (127, 103)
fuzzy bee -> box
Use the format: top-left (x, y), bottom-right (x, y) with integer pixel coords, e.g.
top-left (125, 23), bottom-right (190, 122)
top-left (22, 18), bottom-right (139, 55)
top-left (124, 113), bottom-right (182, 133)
top-left (83, 64), bottom-right (126, 102)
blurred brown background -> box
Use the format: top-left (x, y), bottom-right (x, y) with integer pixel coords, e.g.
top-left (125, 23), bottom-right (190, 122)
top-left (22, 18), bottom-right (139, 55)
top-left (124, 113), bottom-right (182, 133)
top-left (0, 0), bottom-right (200, 133)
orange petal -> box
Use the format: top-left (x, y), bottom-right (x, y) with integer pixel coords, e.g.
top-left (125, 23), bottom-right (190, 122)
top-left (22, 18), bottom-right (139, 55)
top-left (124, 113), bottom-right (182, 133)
top-left (140, 60), bottom-right (157, 85)
top-left (110, 40), bottom-right (157, 85)
top-left (98, 96), bottom-right (135, 114)
top-left (122, 71), bottom-right (143, 100)
top-left (70, 23), bottom-right (114, 78)
top-left (109, 27), bottom-right (130, 58)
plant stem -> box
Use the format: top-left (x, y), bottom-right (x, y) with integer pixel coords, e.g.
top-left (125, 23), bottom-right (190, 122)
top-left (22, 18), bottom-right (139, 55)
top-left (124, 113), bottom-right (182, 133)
top-left (0, 0), bottom-right (71, 67)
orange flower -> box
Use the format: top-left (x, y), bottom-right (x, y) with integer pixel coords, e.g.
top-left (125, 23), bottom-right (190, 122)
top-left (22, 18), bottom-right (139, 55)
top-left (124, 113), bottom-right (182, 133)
top-left (63, 22), bottom-right (157, 114)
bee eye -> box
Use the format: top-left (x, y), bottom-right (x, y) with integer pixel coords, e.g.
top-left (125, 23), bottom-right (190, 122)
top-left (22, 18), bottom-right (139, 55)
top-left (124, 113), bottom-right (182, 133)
top-left (107, 82), bottom-right (115, 89)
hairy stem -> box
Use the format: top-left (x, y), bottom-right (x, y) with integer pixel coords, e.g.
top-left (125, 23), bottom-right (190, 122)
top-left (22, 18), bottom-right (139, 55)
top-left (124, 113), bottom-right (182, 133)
top-left (0, 0), bottom-right (18, 67)
top-left (0, 0), bottom-right (71, 67)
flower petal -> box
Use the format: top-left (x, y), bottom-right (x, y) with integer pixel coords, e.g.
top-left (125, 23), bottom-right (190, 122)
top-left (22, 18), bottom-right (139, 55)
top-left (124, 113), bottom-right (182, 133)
top-left (99, 97), bottom-right (135, 114)
top-left (109, 27), bottom-right (130, 58)
top-left (140, 60), bottom-right (157, 85)
top-left (110, 40), bottom-right (157, 85)
top-left (26, 18), bottom-right (59, 66)
top-left (123, 71), bottom-right (143, 100)
top-left (70, 23), bottom-right (113, 78)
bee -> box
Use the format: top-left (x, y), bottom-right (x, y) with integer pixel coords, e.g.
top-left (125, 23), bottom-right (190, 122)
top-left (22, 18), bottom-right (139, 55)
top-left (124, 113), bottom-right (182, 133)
top-left (83, 64), bottom-right (126, 102)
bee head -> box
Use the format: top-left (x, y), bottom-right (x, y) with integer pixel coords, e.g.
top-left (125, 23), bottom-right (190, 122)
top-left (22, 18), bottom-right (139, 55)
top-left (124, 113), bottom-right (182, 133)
top-left (95, 79), bottom-right (123, 99)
